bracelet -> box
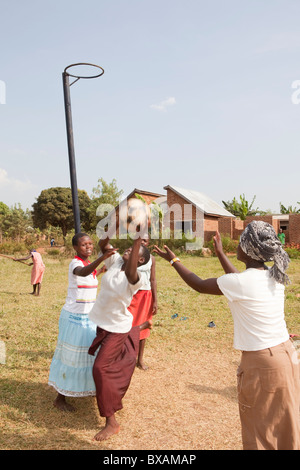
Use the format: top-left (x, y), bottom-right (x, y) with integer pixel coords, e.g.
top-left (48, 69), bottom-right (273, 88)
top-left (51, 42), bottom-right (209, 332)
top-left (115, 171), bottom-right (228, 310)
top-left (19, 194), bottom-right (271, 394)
top-left (170, 257), bottom-right (180, 265)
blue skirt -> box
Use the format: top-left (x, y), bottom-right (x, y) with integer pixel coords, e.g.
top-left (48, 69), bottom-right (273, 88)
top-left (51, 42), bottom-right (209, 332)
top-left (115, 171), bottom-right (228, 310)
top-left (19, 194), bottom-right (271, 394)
top-left (48, 308), bottom-right (97, 397)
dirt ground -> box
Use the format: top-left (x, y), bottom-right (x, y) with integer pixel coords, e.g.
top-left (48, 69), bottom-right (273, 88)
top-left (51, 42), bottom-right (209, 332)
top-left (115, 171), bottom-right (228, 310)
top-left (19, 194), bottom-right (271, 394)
top-left (110, 345), bottom-right (243, 451)
top-left (41, 342), bottom-right (243, 451)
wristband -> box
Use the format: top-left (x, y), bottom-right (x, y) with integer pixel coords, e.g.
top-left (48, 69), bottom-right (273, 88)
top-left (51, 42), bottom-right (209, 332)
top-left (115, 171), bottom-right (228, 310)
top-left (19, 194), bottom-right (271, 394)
top-left (170, 257), bottom-right (180, 265)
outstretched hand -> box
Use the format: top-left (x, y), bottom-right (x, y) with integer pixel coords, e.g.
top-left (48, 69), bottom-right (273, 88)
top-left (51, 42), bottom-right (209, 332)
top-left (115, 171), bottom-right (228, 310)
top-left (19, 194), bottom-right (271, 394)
top-left (213, 231), bottom-right (223, 256)
top-left (153, 245), bottom-right (176, 263)
top-left (101, 247), bottom-right (118, 261)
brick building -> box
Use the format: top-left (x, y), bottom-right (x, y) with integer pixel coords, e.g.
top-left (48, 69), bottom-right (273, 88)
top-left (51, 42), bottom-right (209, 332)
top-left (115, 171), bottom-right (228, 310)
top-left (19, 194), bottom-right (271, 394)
top-left (163, 185), bottom-right (233, 242)
top-left (109, 186), bottom-right (300, 246)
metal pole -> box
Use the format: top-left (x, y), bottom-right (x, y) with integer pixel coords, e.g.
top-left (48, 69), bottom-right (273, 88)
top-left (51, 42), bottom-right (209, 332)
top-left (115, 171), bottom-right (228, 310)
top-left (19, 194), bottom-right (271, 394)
top-left (62, 71), bottom-right (81, 234)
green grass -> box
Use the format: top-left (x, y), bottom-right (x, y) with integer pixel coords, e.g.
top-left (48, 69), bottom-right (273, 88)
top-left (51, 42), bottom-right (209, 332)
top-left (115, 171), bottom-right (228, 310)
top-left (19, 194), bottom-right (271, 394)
top-left (0, 254), bottom-right (299, 450)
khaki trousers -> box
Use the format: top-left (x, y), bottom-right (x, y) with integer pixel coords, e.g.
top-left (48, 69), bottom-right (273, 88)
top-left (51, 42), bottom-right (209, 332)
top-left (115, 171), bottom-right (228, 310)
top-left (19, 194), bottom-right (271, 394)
top-left (237, 339), bottom-right (300, 450)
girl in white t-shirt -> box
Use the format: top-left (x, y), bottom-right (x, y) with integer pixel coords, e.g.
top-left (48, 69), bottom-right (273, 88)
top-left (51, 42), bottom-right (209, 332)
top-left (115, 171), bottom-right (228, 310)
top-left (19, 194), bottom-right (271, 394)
top-left (154, 221), bottom-right (300, 450)
top-left (48, 233), bottom-right (116, 412)
top-left (88, 234), bottom-right (152, 442)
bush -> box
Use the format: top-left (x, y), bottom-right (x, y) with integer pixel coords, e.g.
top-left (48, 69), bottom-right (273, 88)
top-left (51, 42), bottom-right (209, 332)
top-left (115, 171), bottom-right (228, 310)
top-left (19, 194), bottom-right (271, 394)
top-left (46, 248), bottom-right (60, 257)
top-left (205, 234), bottom-right (239, 255)
top-left (285, 248), bottom-right (300, 259)
top-left (0, 241), bottom-right (29, 255)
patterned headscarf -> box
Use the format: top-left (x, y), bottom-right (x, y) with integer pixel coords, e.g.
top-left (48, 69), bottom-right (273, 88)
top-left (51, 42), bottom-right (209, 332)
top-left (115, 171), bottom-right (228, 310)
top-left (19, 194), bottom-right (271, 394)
top-left (239, 221), bottom-right (290, 285)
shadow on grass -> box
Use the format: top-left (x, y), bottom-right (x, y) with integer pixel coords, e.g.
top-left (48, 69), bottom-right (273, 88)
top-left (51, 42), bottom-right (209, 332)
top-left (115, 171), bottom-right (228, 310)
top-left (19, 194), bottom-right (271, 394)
top-left (0, 377), bottom-right (111, 450)
top-left (188, 383), bottom-right (237, 403)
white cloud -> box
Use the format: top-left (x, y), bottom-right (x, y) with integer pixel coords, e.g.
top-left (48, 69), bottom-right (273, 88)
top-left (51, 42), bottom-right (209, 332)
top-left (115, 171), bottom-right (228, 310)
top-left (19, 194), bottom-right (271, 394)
top-left (150, 97), bottom-right (176, 112)
top-left (0, 168), bottom-right (37, 208)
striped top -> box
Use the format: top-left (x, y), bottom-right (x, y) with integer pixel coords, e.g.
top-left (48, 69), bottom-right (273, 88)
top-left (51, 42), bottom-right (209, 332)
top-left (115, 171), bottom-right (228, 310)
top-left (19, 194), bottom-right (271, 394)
top-left (62, 258), bottom-right (99, 314)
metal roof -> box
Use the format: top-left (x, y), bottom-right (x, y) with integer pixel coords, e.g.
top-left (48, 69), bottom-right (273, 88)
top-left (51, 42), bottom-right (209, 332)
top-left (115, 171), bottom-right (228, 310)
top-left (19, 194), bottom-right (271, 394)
top-left (164, 185), bottom-right (234, 218)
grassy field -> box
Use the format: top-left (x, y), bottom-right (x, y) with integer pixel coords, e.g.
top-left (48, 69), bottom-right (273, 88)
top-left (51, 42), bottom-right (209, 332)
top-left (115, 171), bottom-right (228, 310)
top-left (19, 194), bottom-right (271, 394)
top-left (0, 252), bottom-right (299, 450)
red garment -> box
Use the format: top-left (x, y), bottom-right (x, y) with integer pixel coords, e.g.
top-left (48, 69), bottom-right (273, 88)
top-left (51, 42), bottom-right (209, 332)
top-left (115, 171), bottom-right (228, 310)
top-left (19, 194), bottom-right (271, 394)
top-left (31, 252), bottom-right (45, 285)
top-left (88, 326), bottom-right (140, 417)
top-left (128, 290), bottom-right (153, 340)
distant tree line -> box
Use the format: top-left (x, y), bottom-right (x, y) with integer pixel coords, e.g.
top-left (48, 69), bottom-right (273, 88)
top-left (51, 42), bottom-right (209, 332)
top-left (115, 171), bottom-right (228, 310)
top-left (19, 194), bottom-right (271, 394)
top-left (222, 194), bottom-right (300, 220)
top-left (0, 178), bottom-right (123, 243)
top-left (0, 186), bottom-right (299, 244)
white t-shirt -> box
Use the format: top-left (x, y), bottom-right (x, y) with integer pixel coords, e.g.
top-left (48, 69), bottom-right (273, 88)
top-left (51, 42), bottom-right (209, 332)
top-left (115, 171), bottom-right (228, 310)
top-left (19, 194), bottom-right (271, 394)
top-left (63, 258), bottom-right (99, 314)
top-left (217, 268), bottom-right (289, 351)
top-left (89, 252), bottom-right (146, 333)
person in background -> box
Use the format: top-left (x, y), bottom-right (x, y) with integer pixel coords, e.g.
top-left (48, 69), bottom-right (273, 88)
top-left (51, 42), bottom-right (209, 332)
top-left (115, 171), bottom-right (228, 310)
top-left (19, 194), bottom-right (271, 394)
top-left (14, 249), bottom-right (45, 296)
top-left (277, 228), bottom-right (285, 246)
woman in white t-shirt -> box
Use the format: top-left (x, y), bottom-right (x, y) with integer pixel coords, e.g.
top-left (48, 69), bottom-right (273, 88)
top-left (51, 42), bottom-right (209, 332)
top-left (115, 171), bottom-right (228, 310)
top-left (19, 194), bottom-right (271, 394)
top-left (48, 233), bottom-right (116, 412)
top-left (154, 221), bottom-right (300, 450)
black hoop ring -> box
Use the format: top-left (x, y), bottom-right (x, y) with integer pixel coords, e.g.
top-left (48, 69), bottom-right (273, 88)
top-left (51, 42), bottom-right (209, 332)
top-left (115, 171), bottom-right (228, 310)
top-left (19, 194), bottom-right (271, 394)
top-left (64, 63), bottom-right (104, 79)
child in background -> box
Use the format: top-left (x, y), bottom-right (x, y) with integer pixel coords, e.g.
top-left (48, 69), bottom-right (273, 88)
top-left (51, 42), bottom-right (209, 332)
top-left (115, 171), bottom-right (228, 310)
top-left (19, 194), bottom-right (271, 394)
top-left (48, 233), bottom-right (116, 412)
top-left (14, 249), bottom-right (45, 296)
top-left (128, 238), bottom-right (157, 370)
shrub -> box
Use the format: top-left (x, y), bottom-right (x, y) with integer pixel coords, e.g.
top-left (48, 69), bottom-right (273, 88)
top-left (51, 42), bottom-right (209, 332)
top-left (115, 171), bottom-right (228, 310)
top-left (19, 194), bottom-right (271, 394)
top-left (205, 234), bottom-right (239, 255)
top-left (285, 248), bottom-right (300, 259)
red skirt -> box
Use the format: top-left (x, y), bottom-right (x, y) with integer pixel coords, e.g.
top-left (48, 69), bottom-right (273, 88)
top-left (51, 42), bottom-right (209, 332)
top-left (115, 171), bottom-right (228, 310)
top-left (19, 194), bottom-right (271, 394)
top-left (89, 326), bottom-right (140, 417)
top-left (128, 290), bottom-right (153, 340)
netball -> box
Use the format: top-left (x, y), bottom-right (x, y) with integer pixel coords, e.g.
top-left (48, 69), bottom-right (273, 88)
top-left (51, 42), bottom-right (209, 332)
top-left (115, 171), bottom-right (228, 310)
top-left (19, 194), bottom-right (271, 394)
top-left (120, 197), bottom-right (151, 233)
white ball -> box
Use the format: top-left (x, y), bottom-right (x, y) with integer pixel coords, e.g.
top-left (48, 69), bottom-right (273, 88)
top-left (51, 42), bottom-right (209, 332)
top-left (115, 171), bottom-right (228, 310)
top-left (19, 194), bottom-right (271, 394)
top-left (120, 198), bottom-right (151, 233)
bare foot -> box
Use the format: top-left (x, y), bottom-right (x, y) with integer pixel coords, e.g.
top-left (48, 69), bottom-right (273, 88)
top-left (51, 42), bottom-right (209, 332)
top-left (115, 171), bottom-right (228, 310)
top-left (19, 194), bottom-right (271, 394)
top-left (93, 417), bottom-right (120, 441)
top-left (53, 394), bottom-right (75, 412)
top-left (137, 361), bottom-right (149, 370)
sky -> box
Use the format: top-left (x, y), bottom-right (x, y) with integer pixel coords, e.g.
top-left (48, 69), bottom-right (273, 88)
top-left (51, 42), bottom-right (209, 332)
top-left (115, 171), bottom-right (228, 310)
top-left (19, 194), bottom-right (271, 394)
top-left (1, 0), bottom-right (300, 214)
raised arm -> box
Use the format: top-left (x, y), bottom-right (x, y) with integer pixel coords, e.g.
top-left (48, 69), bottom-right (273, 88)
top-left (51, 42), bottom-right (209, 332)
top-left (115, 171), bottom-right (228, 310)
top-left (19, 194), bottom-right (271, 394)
top-left (14, 253), bottom-right (32, 261)
top-left (213, 231), bottom-right (239, 274)
top-left (153, 245), bottom-right (223, 295)
top-left (73, 248), bottom-right (117, 277)
top-left (98, 217), bottom-right (119, 254)
top-left (125, 237), bottom-right (142, 285)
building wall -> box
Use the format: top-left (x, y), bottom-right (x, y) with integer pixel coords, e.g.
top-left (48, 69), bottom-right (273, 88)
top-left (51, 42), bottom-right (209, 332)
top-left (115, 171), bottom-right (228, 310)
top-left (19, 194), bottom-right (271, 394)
top-left (218, 217), bottom-right (233, 237)
top-left (244, 215), bottom-right (276, 230)
top-left (217, 214), bottom-right (300, 244)
top-left (134, 192), bottom-right (160, 205)
top-left (289, 214), bottom-right (300, 244)
top-left (166, 188), bottom-right (218, 241)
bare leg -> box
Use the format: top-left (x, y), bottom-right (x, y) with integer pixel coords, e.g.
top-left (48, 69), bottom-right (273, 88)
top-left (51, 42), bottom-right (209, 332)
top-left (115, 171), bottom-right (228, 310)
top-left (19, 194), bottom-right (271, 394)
top-left (137, 338), bottom-right (148, 370)
top-left (93, 414), bottom-right (120, 441)
top-left (53, 393), bottom-right (75, 412)
top-left (93, 322), bottom-right (152, 442)
top-left (35, 283), bottom-right (41, 296)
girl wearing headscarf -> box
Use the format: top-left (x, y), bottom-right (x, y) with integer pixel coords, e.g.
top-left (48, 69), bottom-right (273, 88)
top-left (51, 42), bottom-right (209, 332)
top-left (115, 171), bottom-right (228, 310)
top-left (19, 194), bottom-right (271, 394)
top-left (154, 221), bottom-right (299, 450)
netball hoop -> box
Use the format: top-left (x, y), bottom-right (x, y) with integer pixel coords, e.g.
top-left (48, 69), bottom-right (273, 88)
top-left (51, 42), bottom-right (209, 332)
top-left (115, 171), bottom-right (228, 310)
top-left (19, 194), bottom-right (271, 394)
top-left (62, 63), bottom-right (104, 233)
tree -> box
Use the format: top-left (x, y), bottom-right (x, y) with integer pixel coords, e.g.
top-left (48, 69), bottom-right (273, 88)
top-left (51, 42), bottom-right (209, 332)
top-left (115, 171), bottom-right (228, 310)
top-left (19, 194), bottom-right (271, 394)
top-left (279, 202), bottom-right (300, 214)
top-left (0, 202), bottom-right (10, 242)
top-left (222, 194), bottom-right (259, 220)
top-left (1, 204), bottom-right (32, 241)
top-left (88, 178), bottom-right (123, 231)
top-left (32, 187), bottom-right (91, 239)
